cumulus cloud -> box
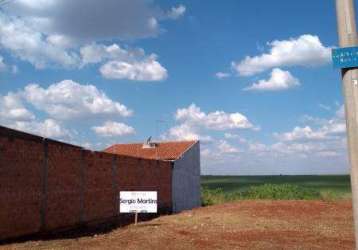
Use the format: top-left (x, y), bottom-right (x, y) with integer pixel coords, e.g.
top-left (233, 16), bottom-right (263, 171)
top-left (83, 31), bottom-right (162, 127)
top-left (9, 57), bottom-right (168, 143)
top-left (80, 43), bottom-right (144, 66)
top-left (175, 103), bottom-right (253, 130)
top-left (81, 43), bottom-right (167, 81)
top-left (224, 133), bottom-right (240, 139)
top-left (22, 79), bottom-right (132, 120)
top-left (263, 105), bottom-right (347, 160)
top-left (0, 92), bottom-right (71, 139)
top-left (100, 56), bottom-right (167, 81)
top-left (6, 0), bottom-right (185, 41)
top-left (232, 34), bottom-right (332, 76)
top-left (0, 92), bottom-right (35, 122)
top-left (275, 109), bottom-right (346, 142)
top-left (217, 140), bottom-right (240, 154)
top-left (0, 14), bottom-right (168, 80)
top-left (165, 123), bottom-right (213, 142)
top-left (0, 1), bottom-right (177, 79)
top-left (244, 68), bottom-right (299, 91)
top-left (46, 34), bottom-right (74, 49)
top-left (167, 5), bottom-right (186, 19)
top-left (275, 126), bottom-right (327, 142)
top-left (200, 104), bottom-right (348, 175)
top-left (13, 119), bottom-right (71, 139)
top-left (0, 79), bottom-right (137, 142)
top-left (163, 103), bottom-right (254, 141)
top-left (0, 14), bottom-right (79, 69)
top-left (92, 121), bottom-right (135, 137)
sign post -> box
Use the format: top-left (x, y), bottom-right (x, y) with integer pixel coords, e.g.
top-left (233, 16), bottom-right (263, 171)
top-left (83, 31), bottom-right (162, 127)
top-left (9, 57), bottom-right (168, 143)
top-left (335, 0), bottom-right (358, 248)
top-left (134, 212), bottom-right (138, 225)
top-left (119, 191), bottom-right (158, 225)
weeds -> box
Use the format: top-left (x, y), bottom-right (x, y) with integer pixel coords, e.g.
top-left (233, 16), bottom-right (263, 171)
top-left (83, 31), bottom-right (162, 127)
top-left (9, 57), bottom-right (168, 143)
top-left (201, 183), bottom-right (337, 206)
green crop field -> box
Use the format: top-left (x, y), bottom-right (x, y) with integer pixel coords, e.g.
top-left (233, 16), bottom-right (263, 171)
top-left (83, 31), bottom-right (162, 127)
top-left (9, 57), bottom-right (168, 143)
top-left (200, 175), bottom-right (352, 205)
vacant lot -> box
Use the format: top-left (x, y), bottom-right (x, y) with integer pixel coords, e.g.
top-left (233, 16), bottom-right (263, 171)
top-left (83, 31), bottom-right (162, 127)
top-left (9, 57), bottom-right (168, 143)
top-left (1, 200), bottom-right (354, 250)
top-left (1, 176), bottom-right (354, 249)
top-left (202, 175), bottom-right (352, 200)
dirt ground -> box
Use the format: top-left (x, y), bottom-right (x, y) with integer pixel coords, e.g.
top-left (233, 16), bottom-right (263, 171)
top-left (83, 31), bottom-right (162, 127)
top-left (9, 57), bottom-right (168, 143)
top-left (1, 200), bottom-right (354, 250)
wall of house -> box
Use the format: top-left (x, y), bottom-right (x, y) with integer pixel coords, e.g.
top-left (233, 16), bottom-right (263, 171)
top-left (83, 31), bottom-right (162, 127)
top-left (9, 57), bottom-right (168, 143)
top-left (0, 126), bottom-right (172, 241)
top-left (171, 141), bottom-right (201, 213)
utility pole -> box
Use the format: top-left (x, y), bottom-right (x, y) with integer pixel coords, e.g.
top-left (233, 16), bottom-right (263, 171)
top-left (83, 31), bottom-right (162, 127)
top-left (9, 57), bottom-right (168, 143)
top-left (336, 0), bottom-right (358, 247)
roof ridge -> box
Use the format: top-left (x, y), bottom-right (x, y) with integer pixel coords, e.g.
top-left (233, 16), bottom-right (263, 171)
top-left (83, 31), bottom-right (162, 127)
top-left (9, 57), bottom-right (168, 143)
top-left (109, 140), bottom-right (198, 146)
top-left (103, 140), bottom-right (198, 161)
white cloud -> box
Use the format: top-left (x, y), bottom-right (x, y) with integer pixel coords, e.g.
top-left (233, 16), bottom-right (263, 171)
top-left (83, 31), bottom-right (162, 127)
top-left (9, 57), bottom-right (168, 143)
top-left (215, 72), bottom-right (231, 79)
top-left (46, 34), bottom-right (74, 49)
top-left (80, 43), bottom-right (144, 66)
top-left (14, 119), bottom-right (71, 139)
top-left (22, 79), bottom-right (132, 120)
top-left (0, 92), bottom-right (35, 122)
top-left (6, 0), bottom-right (184, 41)
top-left (217, 140), bottom-right (240, 154)
top-left (0, 14), bottom-right (79, 69)
top-left (269, 140), bottom-right (346, 157)
top-left (224, 133), bottom-right (240, 139)
top-left (80, 43), bottom-right (167, 81)
top-left (275, 108), bottom-right (346, 143)
top-left (165, 123), bottom-right (212, 142)
top-left (248, 142), bottom-right (270, 153)
top-left (0, 91), bottom-right (70, 140)
top-left (224, 133), bottom-right (247, 144)
top-left (100, 56), bottom-right (167, 81)
top-left (0, 109), bottom-right (71, 140)
top-left (244, 68), bottom-right (299, 91)
top-left (168, 5), bottom-right (186, 19)
top-left (92, 121), bottom-right (135, 137)
top-left (275, 126), bottom-right (327, 142)
top-left (267, 105), bottom-right (347, 159)
top-left (0, 14), bottom-right (168, 79)
top-left (163, 104), bottom-right (254, 142)
top-left (1, 1), bottom-right (175, 79)
top-left (232, 34), bottom-right (332, 76)
top-left (0, 79), bottom-right (136, 142)
top-left (175, 103), bottom-right (254, 130)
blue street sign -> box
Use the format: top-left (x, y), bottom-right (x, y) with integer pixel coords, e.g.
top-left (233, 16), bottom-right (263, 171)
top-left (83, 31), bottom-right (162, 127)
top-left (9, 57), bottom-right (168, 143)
top-left (332, 46), bottom-right (358, 69)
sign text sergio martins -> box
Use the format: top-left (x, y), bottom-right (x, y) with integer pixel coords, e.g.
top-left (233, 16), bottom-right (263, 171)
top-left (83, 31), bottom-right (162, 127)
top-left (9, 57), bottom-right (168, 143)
top-left (119, 191), bottom-right (157, 213)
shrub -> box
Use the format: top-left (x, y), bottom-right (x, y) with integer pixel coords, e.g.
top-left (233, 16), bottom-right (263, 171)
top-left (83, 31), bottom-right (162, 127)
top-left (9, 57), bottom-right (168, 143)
top-left (201, 187), bottom-right (226, 206)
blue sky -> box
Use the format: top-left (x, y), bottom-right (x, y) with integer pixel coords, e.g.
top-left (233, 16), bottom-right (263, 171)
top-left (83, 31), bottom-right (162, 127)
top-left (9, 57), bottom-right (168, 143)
top-left (0, 0), bottom-right (351, 175)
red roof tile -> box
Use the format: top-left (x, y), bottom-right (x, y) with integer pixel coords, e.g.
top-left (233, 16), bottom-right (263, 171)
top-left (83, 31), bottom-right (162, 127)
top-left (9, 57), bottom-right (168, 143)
top-left (104, 140), bottom-right (197, 161)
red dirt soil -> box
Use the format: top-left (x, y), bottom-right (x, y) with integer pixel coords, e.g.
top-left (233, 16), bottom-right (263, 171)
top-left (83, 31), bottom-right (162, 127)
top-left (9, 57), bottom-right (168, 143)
top-left (1, 200), bottom-right (354, 250)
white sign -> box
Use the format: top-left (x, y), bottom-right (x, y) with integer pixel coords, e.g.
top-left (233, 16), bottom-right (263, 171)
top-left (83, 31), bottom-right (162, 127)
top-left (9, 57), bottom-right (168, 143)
top-left (119, 191), bottom-right (157, 213)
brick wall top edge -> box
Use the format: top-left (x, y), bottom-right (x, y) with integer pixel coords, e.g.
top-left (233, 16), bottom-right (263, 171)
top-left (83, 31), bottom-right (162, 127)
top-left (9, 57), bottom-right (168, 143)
top-left (0, 125), bottom-right (80, 148)
top-left (0, 125), bottom-right (172, 165)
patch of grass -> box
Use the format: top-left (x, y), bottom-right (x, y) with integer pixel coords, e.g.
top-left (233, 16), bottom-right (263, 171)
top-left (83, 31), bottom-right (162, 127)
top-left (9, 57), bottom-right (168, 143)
top-left (243, 184), bottom-right (320, 200)
top-left (201, 183), bottom-right (336, 206)
top-left (201, 175), bottom-right (351, 195)
top-left (201, 187), bottom-right (227, 206)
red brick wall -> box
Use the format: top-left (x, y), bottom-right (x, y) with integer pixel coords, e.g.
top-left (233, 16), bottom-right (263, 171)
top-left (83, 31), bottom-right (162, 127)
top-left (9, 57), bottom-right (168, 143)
top-left (45, 143), bottom-right (83, 231)
top-left (0, 133), bottom-right (43, 240)
top-left (0, 126), bottom-right (173, 241)
top-left (83, 151), bottom-right (116, 222)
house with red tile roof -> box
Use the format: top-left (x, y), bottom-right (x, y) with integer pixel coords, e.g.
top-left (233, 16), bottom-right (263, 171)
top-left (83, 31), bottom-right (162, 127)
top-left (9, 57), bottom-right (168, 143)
top-left (105, 139), bottom-right (201, 213)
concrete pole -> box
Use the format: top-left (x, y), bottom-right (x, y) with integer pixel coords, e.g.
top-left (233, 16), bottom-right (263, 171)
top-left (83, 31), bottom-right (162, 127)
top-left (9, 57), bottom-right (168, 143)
top-left (336, 0), bottom-right (358, 248)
